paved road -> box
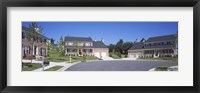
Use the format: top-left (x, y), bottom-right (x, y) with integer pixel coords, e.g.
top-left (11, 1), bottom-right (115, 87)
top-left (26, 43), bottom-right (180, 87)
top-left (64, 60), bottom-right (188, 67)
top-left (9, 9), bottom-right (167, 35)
top-left (65, 60), bottom-right (178, 71)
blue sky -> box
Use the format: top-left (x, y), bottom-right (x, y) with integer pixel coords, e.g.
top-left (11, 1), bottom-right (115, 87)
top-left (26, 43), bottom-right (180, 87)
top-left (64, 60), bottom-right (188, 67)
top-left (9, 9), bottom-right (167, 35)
top-left (22, 22), bottom-right (178, 45)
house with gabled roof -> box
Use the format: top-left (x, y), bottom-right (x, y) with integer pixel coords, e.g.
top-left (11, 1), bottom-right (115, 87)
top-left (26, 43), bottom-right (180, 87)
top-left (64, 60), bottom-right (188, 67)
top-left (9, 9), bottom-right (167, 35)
top-left (22, 26), bottom-right (50, 59)
top-left (128, 34), bottom-right (178, 58)
top-left (64, 36), bottom-right (109, 58)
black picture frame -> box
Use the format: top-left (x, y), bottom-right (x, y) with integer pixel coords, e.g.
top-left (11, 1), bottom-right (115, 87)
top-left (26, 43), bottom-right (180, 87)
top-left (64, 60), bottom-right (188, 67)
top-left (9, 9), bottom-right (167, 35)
top-left (0, 0), bottom-right (199, 93)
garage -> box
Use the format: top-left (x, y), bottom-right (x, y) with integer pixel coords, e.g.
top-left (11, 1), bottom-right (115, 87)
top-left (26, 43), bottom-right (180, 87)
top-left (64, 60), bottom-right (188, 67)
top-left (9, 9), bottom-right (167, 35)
top-left (94, 52), bottom-right (107, 58)
top-left (128, 52), bottom-right (142, 58)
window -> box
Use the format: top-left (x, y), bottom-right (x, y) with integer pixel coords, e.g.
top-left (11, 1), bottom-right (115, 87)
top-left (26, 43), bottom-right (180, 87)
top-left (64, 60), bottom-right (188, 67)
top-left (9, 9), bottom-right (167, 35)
top-left (85, 43), bottom-right (91, 46)
top-left (22, 32), bottom-right (28, 40)
top-left (68, 42), bottom-right (73, 46)
top-left (23, 45), bottom-right (30, 54)
top-left (78, 43), bottom-right (84, 46)
top-left (167, 41), bottom-right (170, 45)
top-left (161, 42), bottom-right (164, 45)
top-left (42, 39), bottom-right (46, 43)
top-left (22, 32), bottom-right (25, 39)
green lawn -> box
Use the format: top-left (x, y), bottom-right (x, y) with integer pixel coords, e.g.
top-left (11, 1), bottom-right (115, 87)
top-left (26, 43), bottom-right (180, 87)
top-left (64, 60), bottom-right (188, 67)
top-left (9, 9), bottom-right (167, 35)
top-left (46, 56), bottom-right (99, 62)
top-left (139, 57), bottom-right (178, 61)
top-left (45, 66), bottom-right (63, 71)
top-left (155, 66), bottom-right (168, 71)
top-left (46, 57), bottom-right (70, 62)
top-left (155, 65), bottom-right (178, 71)
top-left (46, 49), bottom-right (99, 62)
top-left (109, 52), bottom-right (126, 59)
top-left (22, 63), bottom-right (42, 71)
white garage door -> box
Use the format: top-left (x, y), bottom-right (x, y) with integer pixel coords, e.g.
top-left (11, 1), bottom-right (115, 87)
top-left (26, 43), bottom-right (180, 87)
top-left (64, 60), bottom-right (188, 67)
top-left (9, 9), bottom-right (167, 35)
top-left (94, 52), bottom-right (100, 58)
top-left (129, 54), bottom-right (135, 58)
top-left (129, 53), bottom-right (141, 58)
top-left (101, 52), bottom-right (107, 57)
top-left (94, 52), bottom-right (107, 58)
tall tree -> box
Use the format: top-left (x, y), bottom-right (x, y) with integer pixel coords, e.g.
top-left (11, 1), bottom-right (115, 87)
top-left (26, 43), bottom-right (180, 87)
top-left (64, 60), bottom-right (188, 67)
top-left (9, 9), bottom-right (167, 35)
top-left (46, 40), bottom-right (52, 57)
top-left (115, 39), bottom-right (124, 54)
top-left (58, 36), bottom-right (65, 56)
top-left (29, 22), bottom-right (43, 34)
top-left (140, 38), bottom-right (146, 42)
top-left (122, 42), bottom-right (134, 54)
top-left (108, 44), bottom-right (115, 53)
top-left (50, 38), bottom-right (55, 45)
top-left (26, 22), bottom-right (43, 63)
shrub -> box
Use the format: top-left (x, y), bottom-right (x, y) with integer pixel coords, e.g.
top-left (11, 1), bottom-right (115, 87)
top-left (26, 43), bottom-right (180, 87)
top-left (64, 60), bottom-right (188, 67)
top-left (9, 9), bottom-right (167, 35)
top-left (125, 55), bottom-right (127, 58)
top-left (109, 53), bottom-right (112, 57)
top-left (115, 52), bottom-right (121, 57)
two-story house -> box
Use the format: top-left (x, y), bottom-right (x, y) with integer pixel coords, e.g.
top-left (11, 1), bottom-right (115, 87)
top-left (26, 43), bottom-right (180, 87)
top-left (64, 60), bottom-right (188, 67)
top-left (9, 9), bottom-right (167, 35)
top-left (22, 26), bottom-right (50, 59)
top-left (64, 36), bottom-right (108, 58)
top-left (128, 34), bottom-right (178, 58)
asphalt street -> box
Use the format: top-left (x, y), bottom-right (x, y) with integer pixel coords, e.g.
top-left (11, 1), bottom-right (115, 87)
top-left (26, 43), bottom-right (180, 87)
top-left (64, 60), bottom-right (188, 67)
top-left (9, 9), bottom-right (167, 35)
top-left (65, 60), bottom-right (178, 71)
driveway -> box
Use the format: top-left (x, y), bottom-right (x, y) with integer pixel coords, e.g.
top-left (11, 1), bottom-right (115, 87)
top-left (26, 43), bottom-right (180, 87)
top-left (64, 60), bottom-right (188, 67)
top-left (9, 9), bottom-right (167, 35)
top-left (65, 60), bottom-right (178, 71)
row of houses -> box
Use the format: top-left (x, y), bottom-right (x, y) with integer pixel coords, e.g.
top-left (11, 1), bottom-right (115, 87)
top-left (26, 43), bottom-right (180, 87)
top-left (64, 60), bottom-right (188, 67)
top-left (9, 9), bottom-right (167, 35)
top-left (21, 26), bottom-right (108, 59)
top-left (22, 26), bottom-right (178, 59)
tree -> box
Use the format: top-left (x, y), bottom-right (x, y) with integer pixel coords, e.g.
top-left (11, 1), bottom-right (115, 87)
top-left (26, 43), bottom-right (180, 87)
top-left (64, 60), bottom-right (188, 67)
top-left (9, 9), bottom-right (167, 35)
top-left (46, 39), bottom-right (54, 57)
top-left (140, 38), bottom-right (146, 42)
top-left (29, 22), bottom-right (43, 34)
top-left (108, 44), bottom-right (115, 53)
top-left (50, 38), bottom-right (55, 45)
top-left (115, 39), bottom-right (124, 54)
top-left (58, 36), bottom-right (65, 56)
top-left (122, 42), bottom-right (134, 54)
top-left (25, 22), bottom-right (43, 63)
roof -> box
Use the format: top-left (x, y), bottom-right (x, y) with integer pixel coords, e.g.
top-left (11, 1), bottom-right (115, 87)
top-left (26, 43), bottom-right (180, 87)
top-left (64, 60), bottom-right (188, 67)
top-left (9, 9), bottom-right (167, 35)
top-left (92, 41), bottom-right (107, 48)
top-left (65, 41), bottom-right (107, 49)
top-left (146, 34), bottom-right (177, 42)
top-left (22, 26), bottom-right (50, 40)
top-left (129, 34), bottom-right (177, 50)
top-left (65, 36), bottom-right (92, 42)
top-left (129, 42), bottom-right (144, 50)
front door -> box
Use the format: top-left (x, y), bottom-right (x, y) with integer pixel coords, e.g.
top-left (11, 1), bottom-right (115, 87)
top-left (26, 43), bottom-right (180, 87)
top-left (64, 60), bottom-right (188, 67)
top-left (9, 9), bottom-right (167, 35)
top-left (33, 46), bottom-right (38, 56)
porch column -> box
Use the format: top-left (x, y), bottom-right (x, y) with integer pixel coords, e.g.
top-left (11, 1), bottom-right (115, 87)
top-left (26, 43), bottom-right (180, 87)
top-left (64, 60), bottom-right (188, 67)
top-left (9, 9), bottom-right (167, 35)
top-left (32, 45), bottom-right (35, 55)
top-left (65, 49), bottom-right (67, 55)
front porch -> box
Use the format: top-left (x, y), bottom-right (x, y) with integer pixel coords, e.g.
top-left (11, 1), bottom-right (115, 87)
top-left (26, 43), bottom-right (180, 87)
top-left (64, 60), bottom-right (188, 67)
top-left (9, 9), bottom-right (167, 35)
top-left (65, 48), bottom-right (93, 56)
top-left (22, 43), bottom-right (48, 60)
top-left (143, 49), bottom-right (176, 58)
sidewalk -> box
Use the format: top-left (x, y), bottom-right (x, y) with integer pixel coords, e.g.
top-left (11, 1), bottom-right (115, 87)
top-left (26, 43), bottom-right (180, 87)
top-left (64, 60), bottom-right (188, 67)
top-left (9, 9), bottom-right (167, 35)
top-left (22, 59), bottom-right (79, 71)
top-left (33, 62), bottom-right (80, 71)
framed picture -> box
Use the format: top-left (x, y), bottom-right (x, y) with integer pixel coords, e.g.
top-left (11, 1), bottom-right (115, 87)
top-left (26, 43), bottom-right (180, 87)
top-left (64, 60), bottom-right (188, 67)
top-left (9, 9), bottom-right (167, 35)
top-left (0, 0), bottom-right (199, 93)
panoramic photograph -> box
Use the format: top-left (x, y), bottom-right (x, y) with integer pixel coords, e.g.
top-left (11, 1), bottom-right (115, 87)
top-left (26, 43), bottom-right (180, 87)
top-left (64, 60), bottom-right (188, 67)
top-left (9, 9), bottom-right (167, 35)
top-left (21, 22), bottom-right (178, 71)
